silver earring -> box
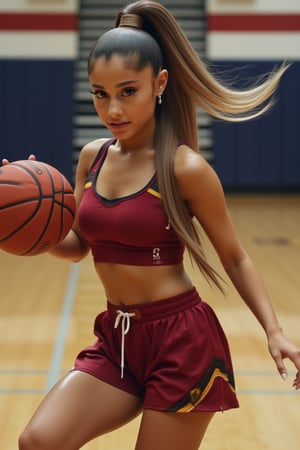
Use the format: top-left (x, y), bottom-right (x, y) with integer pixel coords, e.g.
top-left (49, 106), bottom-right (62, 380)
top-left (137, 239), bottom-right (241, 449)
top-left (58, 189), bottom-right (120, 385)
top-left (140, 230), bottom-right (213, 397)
top-left (157, 94), bottom-right (162, 105)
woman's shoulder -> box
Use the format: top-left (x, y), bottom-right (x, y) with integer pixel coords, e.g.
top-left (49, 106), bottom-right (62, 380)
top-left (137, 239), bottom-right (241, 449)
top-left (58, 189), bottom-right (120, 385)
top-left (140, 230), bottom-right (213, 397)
top-left (174, 144), bottom-right (222, 200)
top-left (174, 144), bottom-right (208, 178)
top-left (78, 138), bottom-right (111, 170)
top-left (75, 138), bottom-right (112, 182)
top-left (80, 138), bottom-right (109, 159)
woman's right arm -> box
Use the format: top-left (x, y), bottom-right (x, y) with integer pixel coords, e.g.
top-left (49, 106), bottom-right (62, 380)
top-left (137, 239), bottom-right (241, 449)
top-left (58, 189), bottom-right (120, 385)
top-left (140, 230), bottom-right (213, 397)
top-left (49, 140), bottom-right (104, 262)
top-left (2, 139), bottom-right (105, 262)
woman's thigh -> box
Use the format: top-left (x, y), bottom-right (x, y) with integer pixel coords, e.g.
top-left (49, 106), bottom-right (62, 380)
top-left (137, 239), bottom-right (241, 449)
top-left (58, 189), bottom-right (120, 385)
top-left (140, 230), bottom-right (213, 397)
top-left (19, 370), bottom-right (142, 450)
top-left (135, 409), bottom-right (214, 450)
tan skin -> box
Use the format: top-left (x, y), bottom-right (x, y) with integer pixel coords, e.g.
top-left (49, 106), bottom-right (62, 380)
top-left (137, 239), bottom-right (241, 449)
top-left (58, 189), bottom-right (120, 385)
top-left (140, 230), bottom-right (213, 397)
top-left (3, 55), bottom-right (299, 450)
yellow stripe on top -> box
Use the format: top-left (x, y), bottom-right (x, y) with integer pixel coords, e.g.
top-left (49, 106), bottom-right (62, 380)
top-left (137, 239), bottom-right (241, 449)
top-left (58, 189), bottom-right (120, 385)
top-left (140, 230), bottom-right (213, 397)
top-left (147, 187), bottom-right (162, 199)
top-left (84, 181), bottom-right (92, 189)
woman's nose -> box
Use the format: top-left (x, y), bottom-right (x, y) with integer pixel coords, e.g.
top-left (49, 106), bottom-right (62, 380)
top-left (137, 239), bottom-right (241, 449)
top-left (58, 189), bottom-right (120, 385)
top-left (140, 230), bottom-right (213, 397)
top-left (108, 98), bottom-right (122, 117)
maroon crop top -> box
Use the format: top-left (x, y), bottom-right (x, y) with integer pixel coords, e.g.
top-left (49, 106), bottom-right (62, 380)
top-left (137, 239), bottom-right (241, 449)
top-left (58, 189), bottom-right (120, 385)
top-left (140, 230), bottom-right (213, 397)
top-left (78, 138), bottom-right (185, 266)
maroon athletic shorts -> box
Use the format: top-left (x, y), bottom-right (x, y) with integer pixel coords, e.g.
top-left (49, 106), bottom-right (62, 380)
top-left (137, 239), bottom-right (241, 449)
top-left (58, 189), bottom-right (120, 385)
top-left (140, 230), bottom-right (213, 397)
top-left (74, 287), bottom-right (239, 412)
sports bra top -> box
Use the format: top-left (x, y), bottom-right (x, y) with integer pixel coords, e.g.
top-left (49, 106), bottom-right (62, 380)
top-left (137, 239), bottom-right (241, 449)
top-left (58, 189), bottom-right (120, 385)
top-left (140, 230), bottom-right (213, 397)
top-left (78, 138), bottom-right (185, 266)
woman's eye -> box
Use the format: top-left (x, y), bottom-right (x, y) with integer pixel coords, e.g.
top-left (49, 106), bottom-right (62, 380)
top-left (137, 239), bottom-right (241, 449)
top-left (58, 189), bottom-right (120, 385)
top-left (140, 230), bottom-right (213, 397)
top-left (122, 87), bottom-right (137, 97)
top-left (90, 90), bottom-right (106, 99)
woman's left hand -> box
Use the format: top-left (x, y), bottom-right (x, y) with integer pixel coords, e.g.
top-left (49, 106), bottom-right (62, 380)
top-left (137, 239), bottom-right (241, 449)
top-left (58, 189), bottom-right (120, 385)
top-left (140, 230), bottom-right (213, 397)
top-left (268, 329), bottom-right (300, 389)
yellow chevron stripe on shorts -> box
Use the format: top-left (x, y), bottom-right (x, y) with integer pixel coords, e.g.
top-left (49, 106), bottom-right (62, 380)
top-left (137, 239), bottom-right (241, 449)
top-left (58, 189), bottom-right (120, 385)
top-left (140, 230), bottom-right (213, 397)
top-left (166, 356), bottom-right (236, 413)
top-left (176, 368), bottom-right (234, 412)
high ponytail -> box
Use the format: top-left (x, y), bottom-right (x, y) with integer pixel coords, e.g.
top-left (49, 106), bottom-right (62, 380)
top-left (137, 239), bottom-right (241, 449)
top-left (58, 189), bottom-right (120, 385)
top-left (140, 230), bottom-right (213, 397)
top-left (114, 1), bottom-right (287, 290)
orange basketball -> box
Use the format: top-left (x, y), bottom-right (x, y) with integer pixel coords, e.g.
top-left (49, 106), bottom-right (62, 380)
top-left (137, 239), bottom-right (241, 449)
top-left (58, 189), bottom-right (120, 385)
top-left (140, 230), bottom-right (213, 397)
top-left (0, 160), bottom-right (76, 256)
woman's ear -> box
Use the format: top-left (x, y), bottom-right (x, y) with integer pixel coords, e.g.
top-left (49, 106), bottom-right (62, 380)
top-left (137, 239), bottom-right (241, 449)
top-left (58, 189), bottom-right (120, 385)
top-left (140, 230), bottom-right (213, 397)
top-left (156, 69), bottom-right (168, 96)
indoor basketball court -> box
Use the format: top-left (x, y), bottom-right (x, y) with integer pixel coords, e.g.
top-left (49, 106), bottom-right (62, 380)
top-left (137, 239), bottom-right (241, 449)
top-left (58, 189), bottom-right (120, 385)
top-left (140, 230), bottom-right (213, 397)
top-left (1, 0), bottom-right (300, 449)
top-left (1, 194), bottom-right (299, 449)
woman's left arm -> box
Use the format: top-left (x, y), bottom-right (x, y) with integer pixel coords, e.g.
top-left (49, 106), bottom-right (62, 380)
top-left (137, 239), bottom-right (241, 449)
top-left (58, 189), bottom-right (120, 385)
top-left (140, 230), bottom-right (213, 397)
top-left (175, 146), bottom-right (300, 388)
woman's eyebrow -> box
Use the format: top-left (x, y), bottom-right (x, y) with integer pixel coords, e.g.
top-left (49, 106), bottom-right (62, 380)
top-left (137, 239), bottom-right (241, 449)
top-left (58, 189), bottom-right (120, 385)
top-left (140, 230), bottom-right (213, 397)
top-left (91, 80), bottom-right (139, 89)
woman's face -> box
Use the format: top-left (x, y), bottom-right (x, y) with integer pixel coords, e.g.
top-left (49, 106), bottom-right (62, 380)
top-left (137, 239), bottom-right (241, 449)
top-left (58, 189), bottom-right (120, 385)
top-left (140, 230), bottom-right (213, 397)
top-left (89, 54), bottom-right (167, 144)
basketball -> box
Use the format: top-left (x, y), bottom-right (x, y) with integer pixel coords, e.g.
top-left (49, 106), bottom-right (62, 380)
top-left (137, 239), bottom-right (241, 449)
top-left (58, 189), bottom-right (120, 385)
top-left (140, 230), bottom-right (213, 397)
top-left (0, 160), bottom-right (76, 256)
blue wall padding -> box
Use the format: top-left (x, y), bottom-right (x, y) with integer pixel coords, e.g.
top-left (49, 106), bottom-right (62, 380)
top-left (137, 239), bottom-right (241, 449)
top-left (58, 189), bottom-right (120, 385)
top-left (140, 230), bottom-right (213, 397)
top-left (0, 60), bottom-right (74, 183)
top-left (212, 62), bottom-right (300, 190)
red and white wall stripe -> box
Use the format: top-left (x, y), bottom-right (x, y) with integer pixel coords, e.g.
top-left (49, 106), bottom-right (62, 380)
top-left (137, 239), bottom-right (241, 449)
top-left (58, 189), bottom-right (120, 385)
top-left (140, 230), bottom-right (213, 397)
top-left (0, 0), bottom-right (79, 181)
top-left (207, 0), bottom-right (300, 60)
top-left (0, 0), bottom-right (78, 58)
top-left (206, 0), bottom-right (300, 189)
top-left (1, 1), bottom-right (299, 189)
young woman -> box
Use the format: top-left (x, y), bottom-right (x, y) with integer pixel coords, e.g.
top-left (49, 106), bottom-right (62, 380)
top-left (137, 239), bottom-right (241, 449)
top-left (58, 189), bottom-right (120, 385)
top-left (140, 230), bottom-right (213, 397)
top-left (14, 1), bottom-right (300, 449)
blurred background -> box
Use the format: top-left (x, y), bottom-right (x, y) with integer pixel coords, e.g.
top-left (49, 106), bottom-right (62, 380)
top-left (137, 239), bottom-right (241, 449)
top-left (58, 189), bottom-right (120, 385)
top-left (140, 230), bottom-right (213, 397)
top-left (1, 2), bottom-right (300, 449)
top-left (0, 0), bottom-right (299, 191)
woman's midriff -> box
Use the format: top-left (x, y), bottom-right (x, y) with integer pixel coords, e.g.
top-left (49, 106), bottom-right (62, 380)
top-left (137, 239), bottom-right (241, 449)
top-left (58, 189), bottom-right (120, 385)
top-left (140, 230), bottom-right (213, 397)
top-left (94, 261), bottom-right (193, 305)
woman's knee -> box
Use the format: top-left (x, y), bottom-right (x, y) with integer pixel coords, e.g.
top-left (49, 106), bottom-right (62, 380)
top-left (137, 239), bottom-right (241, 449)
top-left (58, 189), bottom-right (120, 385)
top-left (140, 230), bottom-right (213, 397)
top-left (18, 428), bottom-right (36, 450)
top-left (19, 424), bottom-right (56, 450)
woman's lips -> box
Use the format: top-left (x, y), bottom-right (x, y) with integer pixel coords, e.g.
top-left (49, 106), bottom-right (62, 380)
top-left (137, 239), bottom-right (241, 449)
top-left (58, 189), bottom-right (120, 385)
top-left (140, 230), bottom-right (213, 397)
top-left (109, 121), bottom-right (130, 130)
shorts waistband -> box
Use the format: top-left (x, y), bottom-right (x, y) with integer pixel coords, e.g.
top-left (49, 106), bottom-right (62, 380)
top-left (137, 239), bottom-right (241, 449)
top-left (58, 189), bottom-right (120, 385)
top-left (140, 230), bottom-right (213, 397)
top-left (107, 287), bottom-right (201, 322)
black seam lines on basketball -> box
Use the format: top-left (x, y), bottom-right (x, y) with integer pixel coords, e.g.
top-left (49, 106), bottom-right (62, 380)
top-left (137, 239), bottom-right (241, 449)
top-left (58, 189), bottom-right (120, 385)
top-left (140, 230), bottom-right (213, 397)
top-left (53, 175), bottom-right (75, 217)
top-left (1, 162), bottom-right (74, 254)
top-left (0, 196), bottom-right (69, 211)
top-left (53, 200), bottom-right (74, 216)
top-left (4, 162), bottom-right (71, 255)
top-left (22, 162), bottom-right (61, 255)
top-left (0, 208), bottom-right (40, 242)
top-left (0, 163), bottom-right (45, 243)
top-left (0, 181), bottom-right (22, 186)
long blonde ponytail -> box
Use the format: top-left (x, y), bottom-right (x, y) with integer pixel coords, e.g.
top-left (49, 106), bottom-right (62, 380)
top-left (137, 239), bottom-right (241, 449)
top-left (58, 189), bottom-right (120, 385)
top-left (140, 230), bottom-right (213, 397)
top-left (117, 1), bottom-right (287, 289)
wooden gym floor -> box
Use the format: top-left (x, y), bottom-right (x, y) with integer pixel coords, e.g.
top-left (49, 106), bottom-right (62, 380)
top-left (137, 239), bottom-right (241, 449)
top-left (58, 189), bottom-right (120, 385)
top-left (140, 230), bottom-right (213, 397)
top-left (1, 194), bottom-right (300, 449)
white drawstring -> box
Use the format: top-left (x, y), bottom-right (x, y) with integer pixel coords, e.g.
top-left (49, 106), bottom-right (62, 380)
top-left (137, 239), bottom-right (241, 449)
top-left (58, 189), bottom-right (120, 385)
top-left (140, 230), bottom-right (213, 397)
top-left (114, 310), bottom-right (136, 378)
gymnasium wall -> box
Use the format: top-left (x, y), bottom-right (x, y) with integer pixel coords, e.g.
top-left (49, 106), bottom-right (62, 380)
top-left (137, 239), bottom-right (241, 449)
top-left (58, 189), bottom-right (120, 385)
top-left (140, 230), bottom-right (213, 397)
top-left (207, 0), bottom-right (300, 190)
top-left (0, 0), bottom-right (78, 182)
top-left (1, 1), bottom-right (299, 190)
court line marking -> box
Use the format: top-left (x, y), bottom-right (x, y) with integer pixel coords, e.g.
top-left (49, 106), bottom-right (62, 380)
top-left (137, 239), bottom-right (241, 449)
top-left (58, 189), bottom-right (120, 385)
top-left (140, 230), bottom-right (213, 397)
top-left (0, 388), bottom-right (299, 396)
top-left (0, 369), bottom-right (288, 376)
top-left (0, 389), bottom-right (45, 394)
top-left (1, 367), bottom-right (299, 395)
top-left (236, 370), bottom-right (285, 376)
top-left (0, 369), bottom-right (47, 374)
top-left (1, 370), bottom-right (299, 395)
top-left (238, 390), bottom-right (299, 396)
top-left (45, 262), bottom-right (81, 392)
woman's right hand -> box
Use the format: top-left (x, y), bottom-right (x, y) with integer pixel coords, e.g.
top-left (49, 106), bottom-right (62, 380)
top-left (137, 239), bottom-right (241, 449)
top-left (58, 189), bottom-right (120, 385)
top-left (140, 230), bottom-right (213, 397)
top-left (2, 154), bottom-right (36, 166)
